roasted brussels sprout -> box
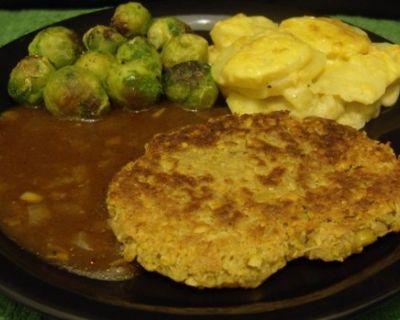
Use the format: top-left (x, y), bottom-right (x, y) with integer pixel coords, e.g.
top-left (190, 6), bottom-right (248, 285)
top-left (106, 61), bottom-right (162, 111)
top-left (116, 36), bottom-right (162, 76)
top-left (43, 65), bottom-right (110, 120)
top-left (111, 2), bottom-right (152, 38)
top-left (7, 55), bottom-right (56, 106)
top-left (82, 25), bottom-right (126, 54)
top-left (161, 33), bottom-right (208, 68)
top-left (28, 26), bottom-right (82, 69)
top-left (147, 17), bottom-right (192, 50)
top-left (75, 51), bottom-right (116, 84)
top-left (163, 61), bottom-right (218, 110)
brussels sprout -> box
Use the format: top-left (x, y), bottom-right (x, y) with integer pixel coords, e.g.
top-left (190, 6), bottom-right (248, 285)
top-left (111, 2), bottom-right (152, 38)
top-left (28, 26), bottom-right (82, 69)
top-left (161, 33), bottom-right (208, 68)
top-left (163, 61), bottom-right (218, 110)
top-left (116, 36), bottom-right (162, 76)
top-left (7, 55), bottom-right (56, 106)
top-left (106, 61), bottom-right (162, 111)
top-left (82, 25), bottom-right (126, 54)
top-left (75, 51), bottom-right (116, 85)
top-left (43, 65), bottom-right (110, 120)
top-left (147, 17), bottom-right (192, 50)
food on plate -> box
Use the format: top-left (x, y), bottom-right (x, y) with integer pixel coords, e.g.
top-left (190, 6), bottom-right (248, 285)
top-left (163, 61), bottom-right (218, 110)
top-left (111, 2), bottom-right (152, 38)
top-left (106, 60), bottom-right (163, 111)
top-left (4, 2), bottom-right (400, 288)
top-left (8, 2), bottom-right (400, 126)
top-left (107, 111), bottom-right (400, 288)
top-left (107, 36), bottom-right (163, 111)
top-left (0, 104), bottom-right (227, 280)
top-left (210, 13), bottom-right (277, 50)
top-left (82, 25), bottom-right (127, 54)
top-left (7, 55), bottom-right (55, 106)
top-left (147, 16), bottom-right (192, 51)
top-left (161, 33), bottom-right (209, 68)
top-left (28, 26), bottom-right (82, 69)
top-left (43, 65), bottom-right (110, 120)
top-left (279, 16), bottom-right (371, 59)
top-left (116, 36), bottom-right (162, 76)
top-left (7, 1), bottom-right (214, 118)
top-left (209, 14), bottom-right (400, 129)
top-left (75, 51), bottom-right (117, 85)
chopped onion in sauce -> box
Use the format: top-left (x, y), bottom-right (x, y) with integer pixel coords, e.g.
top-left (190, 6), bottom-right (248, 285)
top-left (27, 203), bottom-right (50, 225)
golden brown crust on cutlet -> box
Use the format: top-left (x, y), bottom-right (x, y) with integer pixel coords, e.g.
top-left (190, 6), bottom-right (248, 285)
top-left (107, 111), bottom-right (400, 288)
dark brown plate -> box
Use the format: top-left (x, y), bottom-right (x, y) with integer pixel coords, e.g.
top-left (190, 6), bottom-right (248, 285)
top-left (1, 2), bottom-right (400, 319)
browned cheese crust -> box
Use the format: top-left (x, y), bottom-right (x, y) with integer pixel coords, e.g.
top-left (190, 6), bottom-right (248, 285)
top-left (107, 111), bottom-right (400, 288)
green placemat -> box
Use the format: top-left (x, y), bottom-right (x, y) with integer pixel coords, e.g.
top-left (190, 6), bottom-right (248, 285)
top-left (0, 8), bottom-right (106, 48)
top-left (0, 10), bottom-right (400, 47)
top-left (0, 7), bottom-right (400, 320)
top-left (0, 294), bottom-right (42, 320)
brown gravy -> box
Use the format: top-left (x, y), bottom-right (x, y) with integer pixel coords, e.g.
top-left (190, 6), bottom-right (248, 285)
top-left (0, 104), bottom-right (228, 280)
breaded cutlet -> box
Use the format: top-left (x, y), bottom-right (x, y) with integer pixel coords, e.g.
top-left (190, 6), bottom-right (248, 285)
top-left (107, 111), bottom-right (400, 288)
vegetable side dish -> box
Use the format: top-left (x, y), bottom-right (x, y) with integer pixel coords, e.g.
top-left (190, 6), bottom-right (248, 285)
top-left (7, 2), bottom-right (218, 120)
top-left (210, 14), bottom-right (400, 129)
top-left (7, 2), bottom-right (400, 129)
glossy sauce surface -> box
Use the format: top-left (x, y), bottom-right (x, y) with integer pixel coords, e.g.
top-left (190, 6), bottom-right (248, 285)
top-left (0, 105), bottom-right (228, 280)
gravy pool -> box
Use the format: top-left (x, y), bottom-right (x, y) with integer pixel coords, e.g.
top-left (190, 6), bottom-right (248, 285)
top-left (0, 104), bottom-right (228, 280)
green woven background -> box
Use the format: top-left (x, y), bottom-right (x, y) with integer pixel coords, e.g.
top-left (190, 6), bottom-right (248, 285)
top-left (0, 7), bottom-right (400, 320)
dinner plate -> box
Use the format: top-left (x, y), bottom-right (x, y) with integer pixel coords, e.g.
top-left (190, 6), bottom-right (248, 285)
top-left (1, 1), bottom-right (400, 319)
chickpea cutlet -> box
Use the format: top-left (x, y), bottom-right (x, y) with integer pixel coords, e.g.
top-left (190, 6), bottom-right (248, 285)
top-left (2, 1), bottom-right (400, 289)
top-left (108, 111), bottom-right (400, 288)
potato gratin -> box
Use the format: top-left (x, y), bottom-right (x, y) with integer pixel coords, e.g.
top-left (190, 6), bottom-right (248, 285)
top-left (209, 14), bottom-right (400, 129)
